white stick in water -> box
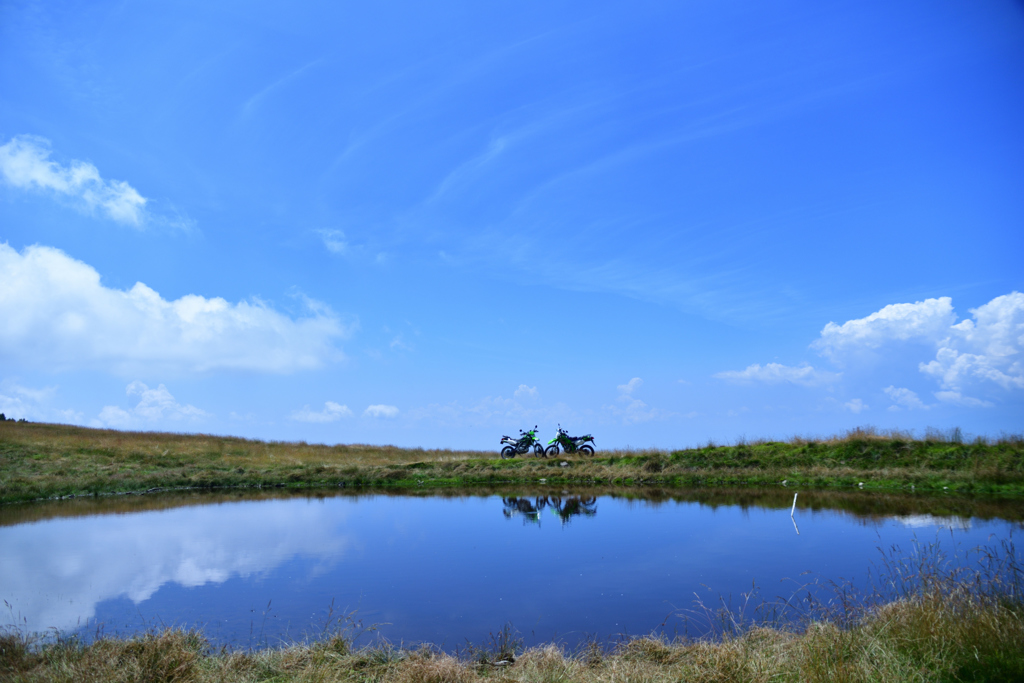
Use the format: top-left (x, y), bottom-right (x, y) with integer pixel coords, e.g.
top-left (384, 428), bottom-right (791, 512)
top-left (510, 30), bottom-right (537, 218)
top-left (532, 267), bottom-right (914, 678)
top-left (790, 492), bottom-right (798, 517)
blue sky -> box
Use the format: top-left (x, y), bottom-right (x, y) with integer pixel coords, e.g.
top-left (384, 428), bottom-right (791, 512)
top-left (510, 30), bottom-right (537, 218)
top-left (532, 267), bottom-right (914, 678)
top-left (1, 0), bottom-right (1022, 449)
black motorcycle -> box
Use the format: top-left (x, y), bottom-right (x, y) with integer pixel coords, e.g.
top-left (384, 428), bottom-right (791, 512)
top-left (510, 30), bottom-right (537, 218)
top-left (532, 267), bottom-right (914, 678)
top-left (500, 426), bottom-right (543, 459)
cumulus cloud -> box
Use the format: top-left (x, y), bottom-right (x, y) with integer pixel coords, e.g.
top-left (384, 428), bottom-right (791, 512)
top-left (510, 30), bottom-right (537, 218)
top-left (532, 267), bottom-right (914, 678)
top-left (291, 401), bottom-right (353, 423)
top-left (884, 386), bottom-right (929, 411)
top-left (0, 135), bottom-right (148, 226)
top-left (94, 382), bottom-right (207, 428)
top-left (805, 292), bottom-right (1022, 405)
top-left (919, 292), bottom-right (1024, 393)
top-left (713, 363), bottom-right (839, 387)
top-left (843, 398), bottom-right (868, 414)
top-left (0, 244), bottom-right (350, 374)
top-left (363, 404), bottom-right (399, 418)
top-left (813, 297), bottom-right (956, 362)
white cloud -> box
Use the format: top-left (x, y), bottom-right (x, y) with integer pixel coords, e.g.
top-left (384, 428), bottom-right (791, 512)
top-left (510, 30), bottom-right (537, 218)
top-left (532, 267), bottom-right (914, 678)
top-left (0, 135), bottom-right (148, 226)
top-left (813, 297), bottom-right (955, 362)
top-left (291, 401), bottom-right (353, 423)
top-left (884, 386), bottom-right (929, 411)
top-left (805, 292), bottom-right (1023, 404)
top-left (617, 377), bottom-right (643, 395)
top-left (843, 398), bottom-right (868, 414)
top-left (363, 404), bottom-right (399, 418)
top-left (713, 363), bottom-right (839, 387)
top-left (933, 391), bottom-right (994, 408)
top-left (94, 381), bottom-right (207, 428)
top-left (389, 334), bottom-right (413, 351)
top-left (0, 380), bottom-right (82, 423)
top-left (611, 377), bottom-right (665, 424)
top-left (514, 384), bottom-right (538, 399)
top-left (0, 497), bottom-right (351, 633)
top-left (0, 243), bottom-right (350, 374)
top-left (318, 229), bottom-right (347, 254)
top-left (406, 386), bottom-right (570, 428)
top-left (919, 292), bottom-right (1024, 392)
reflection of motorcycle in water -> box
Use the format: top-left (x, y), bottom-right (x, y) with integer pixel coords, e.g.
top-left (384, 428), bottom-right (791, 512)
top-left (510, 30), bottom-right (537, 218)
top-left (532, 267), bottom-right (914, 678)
top-left (548, 495), bottom-right (597, 525)
top-left (502, 495), bottom-right (597, 526)
top-left (502, 496), bottom-right (547, 524)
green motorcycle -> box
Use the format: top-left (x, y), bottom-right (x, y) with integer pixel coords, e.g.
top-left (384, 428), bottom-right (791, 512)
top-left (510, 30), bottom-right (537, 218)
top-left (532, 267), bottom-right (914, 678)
top-left (544, 425), bottom-right (595, 457)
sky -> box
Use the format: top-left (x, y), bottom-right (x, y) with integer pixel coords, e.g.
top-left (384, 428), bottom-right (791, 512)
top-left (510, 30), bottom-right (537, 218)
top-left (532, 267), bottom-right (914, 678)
top-left (1, 0), bottom-right (1022, 449)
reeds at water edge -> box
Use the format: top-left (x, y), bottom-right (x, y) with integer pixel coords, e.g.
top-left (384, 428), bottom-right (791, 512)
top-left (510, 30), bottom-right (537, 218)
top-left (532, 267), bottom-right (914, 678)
top-left (3, 537), bottom-right (1022, 682)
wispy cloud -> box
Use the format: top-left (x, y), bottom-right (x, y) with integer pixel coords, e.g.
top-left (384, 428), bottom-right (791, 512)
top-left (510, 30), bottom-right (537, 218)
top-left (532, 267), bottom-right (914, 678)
top-left (427, 137), bottom-right (509, 203)
top-left (317, 229), bottom-right (348, 254)
top-left (0, 135), bottom-right (148, 226)
top-left (363, 404), bottom-right (399, 418)
top-left (241, 59), bottom-right (324, 116)
top-left (514, 384), bottom-right (538, 399)
top-left (843, 398), bottom-right (868, 414)
top-left (406, 385), bottom-right (571, 429)
top-left (609, 377), bottom-right (669, 424)
top-left (0, 379), bottom-right (81, 423)
top-left (883, 386), bottom-right (930, 411)
top-left (714, 363), bottom-right (839, 387)
top-left (291, 401), bottom-right (353, 423)
top-left (617, 377), bottom-right (643, 395)
top-left (933, 391), bottom-right (993, 408)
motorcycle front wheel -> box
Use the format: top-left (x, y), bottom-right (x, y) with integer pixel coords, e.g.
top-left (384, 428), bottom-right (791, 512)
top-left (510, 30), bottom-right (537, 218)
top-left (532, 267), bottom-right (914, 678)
top-left (579, 444), bottom-right (595, 456)
top-left (534, 444), bottom-right (545, 457)
top-left (500, 446), bottom-right (516, 460)
top-left (544, 445), bottom-right (559, 457)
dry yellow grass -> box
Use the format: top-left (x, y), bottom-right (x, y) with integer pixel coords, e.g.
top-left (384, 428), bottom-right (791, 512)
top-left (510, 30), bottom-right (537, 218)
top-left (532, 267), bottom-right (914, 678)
top-left (3, 585), bottom-right (1022, 682)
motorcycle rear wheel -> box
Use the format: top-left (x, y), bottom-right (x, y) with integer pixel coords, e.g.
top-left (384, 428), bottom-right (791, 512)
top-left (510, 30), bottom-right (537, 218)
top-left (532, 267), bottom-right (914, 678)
top-left (579, 444), bottom-right (595, 456)
top-left (500, 446), bottom-right (516, 460)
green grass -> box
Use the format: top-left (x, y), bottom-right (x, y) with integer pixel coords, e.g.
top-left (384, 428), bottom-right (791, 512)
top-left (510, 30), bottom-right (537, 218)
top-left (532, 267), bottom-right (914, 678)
top-left (2, 422), bottom-right (1023, 504)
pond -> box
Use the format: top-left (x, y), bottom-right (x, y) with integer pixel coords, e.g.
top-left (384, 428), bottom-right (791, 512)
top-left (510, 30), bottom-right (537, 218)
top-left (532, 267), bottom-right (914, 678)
top-left (1, 487), bottom-right (1021, 650)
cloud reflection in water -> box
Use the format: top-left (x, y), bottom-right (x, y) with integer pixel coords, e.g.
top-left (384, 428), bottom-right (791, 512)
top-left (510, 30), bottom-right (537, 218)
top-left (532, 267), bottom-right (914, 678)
top-left (0, 499), bottom-right (351, 633)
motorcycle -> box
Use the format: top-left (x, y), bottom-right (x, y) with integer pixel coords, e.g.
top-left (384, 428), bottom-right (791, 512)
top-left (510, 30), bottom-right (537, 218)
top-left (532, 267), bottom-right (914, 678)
top-left (500, 426), bottom-right (543, 459)
top-left (544, 425), bottom-right (596, 457)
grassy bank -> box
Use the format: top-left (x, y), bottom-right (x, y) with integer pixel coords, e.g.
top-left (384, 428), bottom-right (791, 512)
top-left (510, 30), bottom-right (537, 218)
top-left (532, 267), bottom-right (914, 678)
top-left (3, 554), bottom-right (1022, 682)
top-left (2, 422), bottom-right (1023, 504)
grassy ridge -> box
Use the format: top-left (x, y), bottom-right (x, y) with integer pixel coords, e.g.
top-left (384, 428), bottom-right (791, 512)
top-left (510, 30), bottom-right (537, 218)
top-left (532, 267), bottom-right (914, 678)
top-left (1, 422), bottom-right (1023, 504)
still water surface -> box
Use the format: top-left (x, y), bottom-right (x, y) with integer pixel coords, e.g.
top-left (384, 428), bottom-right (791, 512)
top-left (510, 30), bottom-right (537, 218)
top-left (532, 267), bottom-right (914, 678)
top-left (1, 488), bottom-right (1020, 649)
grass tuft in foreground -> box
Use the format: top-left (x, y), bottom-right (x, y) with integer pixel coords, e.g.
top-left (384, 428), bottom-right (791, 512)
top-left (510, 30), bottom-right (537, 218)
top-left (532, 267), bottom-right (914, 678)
top-left (3, 542), bottom-right (1022, 682)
